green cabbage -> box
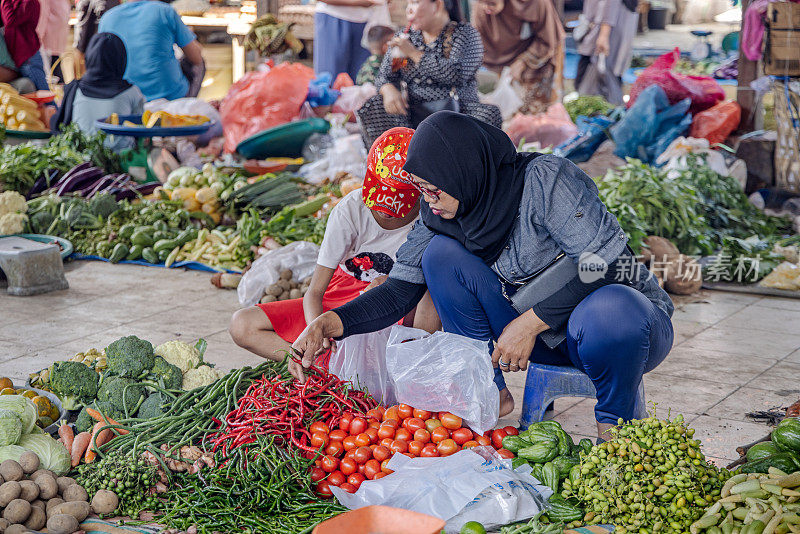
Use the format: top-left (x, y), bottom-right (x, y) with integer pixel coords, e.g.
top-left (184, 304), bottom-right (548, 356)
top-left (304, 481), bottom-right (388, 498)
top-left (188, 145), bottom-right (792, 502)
top-left (0, 445), bottom-right (26, 463)
top-left (0, 395), bottom-right (37, 434)
top-left (17, 433), bottom-right (71, 476)
top-left (0, 409), bottom-right (22, 446)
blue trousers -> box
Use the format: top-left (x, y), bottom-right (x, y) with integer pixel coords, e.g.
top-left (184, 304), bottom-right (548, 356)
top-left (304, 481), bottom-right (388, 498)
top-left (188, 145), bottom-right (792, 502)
top-left (313, 13), bottom-right (370, 83)
top-left (421, 236), bottom-right (674, 424)
top-left (20, 51), bottom-right (49, 91)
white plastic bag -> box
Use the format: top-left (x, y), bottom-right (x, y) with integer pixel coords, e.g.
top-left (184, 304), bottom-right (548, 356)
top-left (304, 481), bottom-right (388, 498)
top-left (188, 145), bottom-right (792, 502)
top-left (331, 447), bottom-right (551, 532)
top-left (360, 3), bottom-right (393, 50)
top-left (332, 84), bottom-right (377, 116)
top-left (481, 67), bottom-right (524, 121)
top-left (237, 241), bottom-right (319, 307)
top-left (329, 327), bottom-right (396, 405)
top-left (145, 98), bottom-right (222, 124)
top-left (656, 136), bottom-right (730, 177)
top-left (298, 133), bottom-right (367, 184)
top-left (385, 325), bottom-right (499, 434)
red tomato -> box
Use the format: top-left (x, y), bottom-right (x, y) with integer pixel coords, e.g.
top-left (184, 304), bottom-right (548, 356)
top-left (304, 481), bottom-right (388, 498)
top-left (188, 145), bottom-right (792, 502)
top-left (345, 448), bottom-right (358, 460)
top-left (377, 425), bottom-right (396, 440)
top-left (382, 418), bottom-right (400, 430)
top-left (310, 432), bottom-right (330, 449)
top-left (353, 446), bottom-right (373, 465)
top-left (373, 471), bottom-right (388, 480)
top-left (491, 429), bottom-right (508, 450)
top-left (354, 433), bottom-right (371, 447)
top-left (380, 438), bottom-right (394, 449)
top-left (328, 429), bottom-right (347, 442)
top-left (338, 413), bottom-right (353, 433)
top-left (327, 470), bottom-right (346, 487)
top-left (339, 482), bottom-right (357, 493)
top-left (309, 467), bottom-right (325, 482)
top-left (310, 421), bottom-right (331, 435)
top-left (366, 408), bottom-right (383, 421)
top-left (425, 418), bottom-right (442, 433)
top-left (437, 438), bottom-right (459, 457)
top-left (320, 455), bottom-right (339, 473)
top-left (413, 428), bottom-right (431, 444)
top-left (404, 417), bottom-right (426, 433)
top-left (339, 457), bottom-right (357, 476)
top-left (368, 420), bottom-right (381, 429)
top-left (358, 463), bottom-right (366, 475)
top-left (316, 480), bottom-right (333, 497)
top-left (413, 408), bottom-right (432, 420)
top-left (439, 412), bottom-right (463, 430)
top-left (347, 472), bottom-right (366, 490)
top-left (420, 444), bottom-right (439, 457)
top-left (475, 435), bottom-right (491, 447)
top-left (365, 427), bottom-right (379, 444)
top-left (397, 404), bottom-right (414, 419)
top-left (325, 441), bottom-right (344, 457)
top-left (462, 440), bottom-right (480, 449)
top-left (349, 417), bottom-right (368, 436)
top-left (315, 458), bottom-right (322, 467)
top-left (383, 406), bottom-right (400, 422)
top-left (395, 428), bottom-right (412, 442)
top-left (503, 426), bottom-right (519, 436)
top-left (497, 448), bottom-right (515, 459)
top-left (431, 426), bottom-right (450, 444)
top-left (403, 452), bottom-right (415, 458)
top-left (364, 459), bottom-right (381, 480)
top-left (451, 428), bottom-right (473, 446)
top-left (373, 445), bottom-right (391, 462)
top-left (342, 435), bottom-right (358, 451)
top-left (390, 439), bottom-right (408, 454)
top-left (380, 458), bottom-right (394, 474)
top-left (408, 440), bottom-right (424, 456)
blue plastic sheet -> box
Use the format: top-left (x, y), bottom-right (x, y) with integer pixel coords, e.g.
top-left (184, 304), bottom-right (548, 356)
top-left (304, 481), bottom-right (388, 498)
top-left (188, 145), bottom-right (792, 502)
top-left (555, 114), bottom-right (617, 163)
top-left (69, 253), bottom-right (241, 273)
top-left (610, 85), bottom-right (692, 164)
top-left (306, 73), bottom-right (340, 107)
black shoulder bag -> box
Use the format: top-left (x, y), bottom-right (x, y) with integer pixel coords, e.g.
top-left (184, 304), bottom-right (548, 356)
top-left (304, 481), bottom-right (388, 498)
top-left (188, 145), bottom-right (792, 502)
top-left (408, 22), bottom-right (460, 128)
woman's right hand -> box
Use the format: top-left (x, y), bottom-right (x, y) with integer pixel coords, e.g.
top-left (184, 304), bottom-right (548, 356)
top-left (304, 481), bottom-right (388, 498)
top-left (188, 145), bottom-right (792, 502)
top-left (290, 311), bottom-right (344, 382)
top-left (381, 84), bottom-right (409, 116)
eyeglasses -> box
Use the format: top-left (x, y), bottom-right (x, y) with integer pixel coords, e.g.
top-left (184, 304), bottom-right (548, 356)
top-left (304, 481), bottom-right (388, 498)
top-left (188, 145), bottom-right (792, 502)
top-left (409, 181), bottom-right (441, 201)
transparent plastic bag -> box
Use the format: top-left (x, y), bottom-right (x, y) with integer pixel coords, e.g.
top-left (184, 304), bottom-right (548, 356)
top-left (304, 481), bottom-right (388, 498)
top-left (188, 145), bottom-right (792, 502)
top-left (505, 103), bottom-right (578, 148)
top-left (332, 84), bottom-right (377, 117)
top-left (329, 327), bottom-right (396, 405)
top-left (331, 446), bottom-right (551, 531)
top-left (237, 241), bottom-right (319, 307)
top-left (385, 325), bottom-right (499, 433)
top-left (481, 67), bottom-right (523, 121)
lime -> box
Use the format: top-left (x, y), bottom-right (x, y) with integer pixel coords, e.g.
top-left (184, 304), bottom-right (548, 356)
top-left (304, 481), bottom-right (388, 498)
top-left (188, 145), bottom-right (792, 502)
top-left (460, 521), bottom-right (486, 534)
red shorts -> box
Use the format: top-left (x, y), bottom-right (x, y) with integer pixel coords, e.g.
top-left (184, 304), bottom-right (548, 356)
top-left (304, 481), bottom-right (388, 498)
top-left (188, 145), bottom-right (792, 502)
top-left (258, 266), bottom-right (371, 343)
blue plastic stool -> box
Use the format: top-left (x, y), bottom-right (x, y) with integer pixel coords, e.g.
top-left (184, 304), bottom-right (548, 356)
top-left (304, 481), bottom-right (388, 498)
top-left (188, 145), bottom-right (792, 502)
top-left (519, 363), bottom-right (647, 430)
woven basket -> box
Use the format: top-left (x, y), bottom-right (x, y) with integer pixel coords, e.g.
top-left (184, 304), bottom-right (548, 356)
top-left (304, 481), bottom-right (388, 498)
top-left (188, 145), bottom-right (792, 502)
top-left (773, 79), bottom-right (800, 194)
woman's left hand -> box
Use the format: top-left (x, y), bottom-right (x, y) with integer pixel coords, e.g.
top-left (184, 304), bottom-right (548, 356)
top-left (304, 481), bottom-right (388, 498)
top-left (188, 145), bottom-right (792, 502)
top-left (390, 34), bottom-right (423, 62)
top-left (491, 309), bottom-right (549, 372)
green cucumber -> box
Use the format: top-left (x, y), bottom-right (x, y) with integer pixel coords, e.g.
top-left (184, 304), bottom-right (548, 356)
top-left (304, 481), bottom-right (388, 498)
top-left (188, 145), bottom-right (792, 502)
top-left (546, 495), bottom-right (584, 523)
top-left (552, 455), bottom-right (579, 477)
top-left (741, 452), bottom-right (800, 474)
top-left (773, 418), bottom-right (800, 453)
top-left (747, 441), bottom-right (781, 462)
top-left (502, 436), bottom-right (528, 454)
top-left (518, 441), bottom-right (558, 463)
top-left (118, 224), bottom-right (136, 239)
top-left (541, 461), bottom-right (559, 492)
top-left (126, 244), bottom-right (143, 260)
top-left (293, 194), bottom-right (329, 217)
top-left (141, 247), bottom-right (158, 264)
top-left (130, 229), bottom-right (154, 247)
top-left (157, 248), bottom-right (171, 262)
top-left (153, 238), bottom-right (178, 253)
top-left (109, 243), bottom-right (129, 263)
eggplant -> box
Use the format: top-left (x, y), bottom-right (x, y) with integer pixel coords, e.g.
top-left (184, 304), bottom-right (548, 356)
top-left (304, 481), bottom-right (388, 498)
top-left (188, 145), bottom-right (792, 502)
top-left (55, 162), bottom-right (93, 187)
top-left (97, 173), bottom-right (130, 196)
top-left (112, 181), bottom-right (159, 200)
top-left (56, 166), bottom-right (104, 196)
top-left (82, 174), bottom-right (118, 198)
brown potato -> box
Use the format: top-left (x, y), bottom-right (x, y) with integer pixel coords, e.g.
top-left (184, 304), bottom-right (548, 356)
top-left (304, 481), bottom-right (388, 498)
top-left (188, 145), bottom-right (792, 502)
top-left (280, 269), bottom-right (293, 281)
top-left (51, 501), bottom-right (89, 522)
top-left (0, 518), bottom-right (8, 533)
top-left (62, 485), bottom-right (88, 503)
top-left (30, 470), bottom-right (54, 482)
top-left (34, 474), bottom-right (57, 500)
top-left (55, 477), bottom-right (76, 496)
top-left (0, 462), bottom-right (22, 483)
top-left (277, 279), bottom-right (291, 291)
top-left (664, 253), bottom-right (702, 296)
top-left (16, 453), bottom-right (38, 476)
top-left (288, 288), bottom-right (302, 300)
top-left (29, 499), bottom-right (45, 511)
top-left (0, 481), bottom-right (21, 507)
top-left (16, 481), bottom-right (38, 502)
top-left (267, 283), bottom-right (283, 297)
top-left (90, 490), bottom-right (118, 515)
top-left (2, 499), bottom-right (31, 524)
top-left (23, 507), bottom-right (44, 531)
top-left (4, 524), bottom-right (27, 534)
top-left (259, 294), bottom-right (277, 304)
top-left (45, 497), bottom-right (64, 516)
top-left (46, 513), bottom-right (79, 534)
top-left (278, 291), bottom-right (290, 301)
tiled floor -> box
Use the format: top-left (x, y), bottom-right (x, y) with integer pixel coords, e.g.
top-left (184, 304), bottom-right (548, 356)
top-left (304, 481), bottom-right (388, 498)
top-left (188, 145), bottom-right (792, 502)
top-left (2, 260), bottom-right (799, 466)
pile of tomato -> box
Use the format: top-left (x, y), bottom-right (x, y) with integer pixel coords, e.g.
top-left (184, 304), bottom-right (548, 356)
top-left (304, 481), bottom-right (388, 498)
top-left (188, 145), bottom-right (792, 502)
top-left (308, 403), bottom-right (519, 497)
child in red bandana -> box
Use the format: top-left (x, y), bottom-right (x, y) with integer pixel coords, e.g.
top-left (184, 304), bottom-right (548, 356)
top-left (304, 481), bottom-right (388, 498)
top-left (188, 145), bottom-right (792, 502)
top-left (230, 127), bottom-right (441, 361)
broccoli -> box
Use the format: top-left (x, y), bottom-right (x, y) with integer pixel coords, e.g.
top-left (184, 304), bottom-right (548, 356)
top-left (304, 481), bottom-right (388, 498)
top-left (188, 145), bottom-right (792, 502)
top-left (137, 392), bottom-right (167, 420)
top-left (48, 361), bottom-right (100, 411)
top-left (74, 406), bottom-right (94, 433)
top-left (88, 193), bottom-right (119, 219)
top-left (148, 356), bottom-right (183, 390)
top-left (105, 335), bottom-right (155, 378)
top-left (92, 400), bottom-right (127, 422)
top-left (96, 376), bottom-right (145, 416)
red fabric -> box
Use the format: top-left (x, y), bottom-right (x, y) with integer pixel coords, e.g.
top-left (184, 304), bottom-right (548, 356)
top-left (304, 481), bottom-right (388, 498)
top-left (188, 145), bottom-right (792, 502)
top-left (1, 0), bottom-right (42, 67)
top-left (362, 127), bottom-right (420, 218)
top-left (258, 267), bottom-right (370, 343)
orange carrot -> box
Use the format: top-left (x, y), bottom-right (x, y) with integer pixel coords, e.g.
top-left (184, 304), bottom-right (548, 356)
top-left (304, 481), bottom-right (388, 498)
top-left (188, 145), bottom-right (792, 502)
top-left (85, 421), bottom-right (114, 463)
top-left (58, 422), bottom-right (74, 454)
top-left (71, 432), bottom-right (91, 467)
top-left (85, 407), bottom-right (129, 434)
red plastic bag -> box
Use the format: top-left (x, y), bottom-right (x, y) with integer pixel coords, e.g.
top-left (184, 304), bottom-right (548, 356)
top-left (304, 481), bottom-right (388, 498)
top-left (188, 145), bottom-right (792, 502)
top-left (219, 62), bottom-right (316, 153)
top-left (505, 103), bottom-right (578, 148)
top-left (333, 73), bottom-right (354, 91)
top-left (628, 48), bottom-right (725, 114)
top-left (690, 100), bottom-right (741, 145)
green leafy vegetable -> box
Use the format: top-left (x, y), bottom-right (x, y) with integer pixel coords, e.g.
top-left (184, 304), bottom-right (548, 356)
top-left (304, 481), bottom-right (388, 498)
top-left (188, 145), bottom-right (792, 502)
top-left (0, 395), bottom-right (37, 434)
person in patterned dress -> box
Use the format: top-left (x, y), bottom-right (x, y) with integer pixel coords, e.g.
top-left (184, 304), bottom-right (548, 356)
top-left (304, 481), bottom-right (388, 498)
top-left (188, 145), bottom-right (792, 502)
top-left (356, 0), bottom-right (501, 146)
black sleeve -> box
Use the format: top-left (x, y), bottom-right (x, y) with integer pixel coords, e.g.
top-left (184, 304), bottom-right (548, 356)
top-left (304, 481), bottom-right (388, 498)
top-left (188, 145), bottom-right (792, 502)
top-left (335, 278), bottom-right (427, 338)
top-left (532, 250), bottom-right (638, 331)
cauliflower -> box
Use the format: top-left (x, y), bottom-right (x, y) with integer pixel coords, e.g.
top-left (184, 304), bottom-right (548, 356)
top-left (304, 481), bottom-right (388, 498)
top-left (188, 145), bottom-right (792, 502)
top-left (154, 340), bottom-right (201, 374)
top-left (0, 212), bottom-right (27, 235)
top-left (182, 365), bottom-right (220, 390)
top-left (0, 191), bottom-right (27, 217)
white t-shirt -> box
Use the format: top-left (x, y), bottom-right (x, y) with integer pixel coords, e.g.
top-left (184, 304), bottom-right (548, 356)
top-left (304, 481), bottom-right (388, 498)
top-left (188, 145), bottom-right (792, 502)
top-left (317, 190), bottom-right (417, 282)
top-left (315, 2), bottom-right (376, 25)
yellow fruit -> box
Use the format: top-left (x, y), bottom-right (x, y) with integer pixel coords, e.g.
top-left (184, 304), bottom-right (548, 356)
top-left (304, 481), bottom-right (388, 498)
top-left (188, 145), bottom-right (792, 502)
top-left (195, 186), bottom-right (217, 204)
top-left (21, 389), bottom-right (37, 399)
top-left (183, 197), bottom-right (201, 212)
top-left (170, 187), bottom-right (198, 202)
top-left (0, 377), bottom-right (12, 390)
top-left (201, 201), bottom-right (219, 214)
top-left (32, 396), bottom-right (51, 417)
top-left (48, 403), bottom-right (60, 421)
top-left (0, 387), bottom-right (15, 395)
top-left (108, 112), bottom-right (119, 125)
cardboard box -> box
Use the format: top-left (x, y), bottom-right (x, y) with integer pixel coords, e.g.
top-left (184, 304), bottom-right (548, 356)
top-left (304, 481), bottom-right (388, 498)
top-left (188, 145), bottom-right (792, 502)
top-left (764, 29), bottom-right (800, 75)
top-left (767, 1), bottom-right (800, 30)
